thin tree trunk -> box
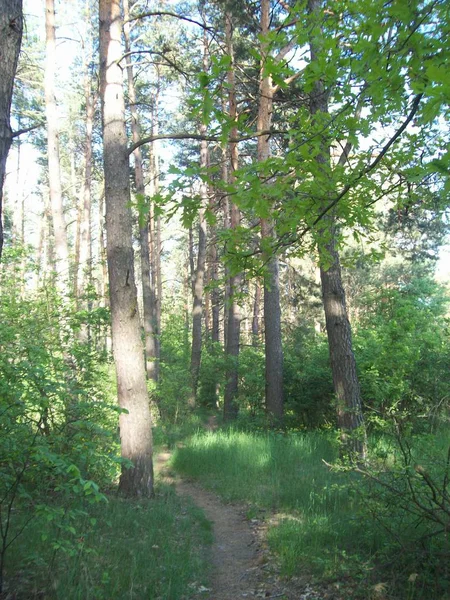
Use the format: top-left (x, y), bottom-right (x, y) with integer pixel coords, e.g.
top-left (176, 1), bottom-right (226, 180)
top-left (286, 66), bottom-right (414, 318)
top-left (0, 0), bottom-right (22, 260)
top-left (44, 0), bottom-right (70, 290)
top-left (223, 11), bottom-right (241, 421)
top-left (258, 0), bottom-right (284, 423)
top-left (221, 130), bottom-right (230, 348)
top-left (252, 281), bottom-right (261, 344)
top-left (189, 138), bottom-right (208, 405)
top-left (151, 86), bottom-right (162, 380)
top-left (123, 0), bottom-right (157, 382)
top-left (209, 207), bottom-right (220, 344)
top-left (189, 34), bottom-right (209, 405)
top-left (76, 10), bottom-right (95, 303)
top-left (308, 0), bottom-right (366, 457)
top-left (99, 0), bottom-right (153, 497)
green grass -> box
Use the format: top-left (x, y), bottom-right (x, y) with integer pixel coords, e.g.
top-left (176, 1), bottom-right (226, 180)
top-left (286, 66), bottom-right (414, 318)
top-left (4, 483), bottom-right (212, 599)
top-left (171, 426), bottom-right (450, 599)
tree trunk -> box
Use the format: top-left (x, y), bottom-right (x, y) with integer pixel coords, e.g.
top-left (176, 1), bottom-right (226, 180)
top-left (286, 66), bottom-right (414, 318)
top-left (189, 137), bottom-right (208, 405)
top-left (151, 88), bottom-right (162, 380)
top-left (99, 0), bottom-right (153, 497)
top-left (223, 11), bottom-right (242, 422)
top-left (258, 0), bottom-right (284, 423)
top-left (209, 209), bottom-right (220, 344)
top-left (123, 0), bottom-right (158, 382)
top-left (45, 0), bottom-right (70, 289)
top-left (252, 281), bottom-right (261, 344)
top-left (76, 18), bottom-right (95, 302)
top-left (0, 0), bottom-right (22, 260)
top-left (308, 0), bottom-right (366, 457)
top-left (189, 34), bottom-right (209, 405)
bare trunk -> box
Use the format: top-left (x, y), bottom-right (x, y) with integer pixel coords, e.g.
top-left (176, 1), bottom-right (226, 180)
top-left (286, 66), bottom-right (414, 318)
top-left (45, 0), bottom-right (70, 289)
top-left (0, 0), bottom-right (22, 260)
top-left (252, 281), bottom-right (261, 344)
top-left (308, 0), bottom-right (366, 456)
top-left (99, 0), bottom-right (153, 497)
top-left (123, 0), bottom-right (157, 382)
top-left (152, 92), bottom-right (162, 379)
top-left (76, 20), bottom-right (95, 301)
top-left (190, 35), bottom-right (210, 405)
top-left (189, 136), bottom-right (208, 405)
top-left (221, 127), bottom-right (230, 348)
top-left (209, 217), bottom-right (220, 344)
top-left (223, 11), bottom-right (242, 421)
top-left (258, 0), bottom-right (284, 423)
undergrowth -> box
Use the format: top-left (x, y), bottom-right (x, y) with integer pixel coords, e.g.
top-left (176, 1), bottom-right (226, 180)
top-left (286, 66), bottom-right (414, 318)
top-left (171, 425), bottom-right (450, 599)
top-left (3, 484), bottom-right (212, 600)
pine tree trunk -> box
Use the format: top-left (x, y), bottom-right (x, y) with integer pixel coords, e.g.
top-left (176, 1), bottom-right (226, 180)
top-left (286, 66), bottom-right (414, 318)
top-left (190, 35), bottom-right (210, 405)
top-left (223, 11), bottom-right (242, 421)
top-left (308, 0), bottom-right (366, 457)
top-left (258, 0), bottom-right (284, 423)
top-left (45, 0), bottom-right (70, 289)
top-left (209, 211), bottom-right (220, 344)
top-left (252, 281), bottom-right (261, 344)
top-left (76, 18), bottom-right (95, 302)
top-left (123, 0), bottom-right (157, 382)
top-left (99, 0), bottom-right (154, 497)
top-left (0, 0), bottom-right (22, 260)
top-left (189, 136), bottom-right (208, 404)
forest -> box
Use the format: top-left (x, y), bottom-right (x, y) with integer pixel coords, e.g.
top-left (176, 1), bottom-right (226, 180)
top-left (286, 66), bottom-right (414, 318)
top-left (0, 0), bottom-right (449, 598)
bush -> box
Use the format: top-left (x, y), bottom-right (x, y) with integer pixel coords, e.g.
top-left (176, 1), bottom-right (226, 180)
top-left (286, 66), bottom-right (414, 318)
top-left (0, 252), bottom-right (119, 592)
top-left (355, 274), bottom-right (450, 429)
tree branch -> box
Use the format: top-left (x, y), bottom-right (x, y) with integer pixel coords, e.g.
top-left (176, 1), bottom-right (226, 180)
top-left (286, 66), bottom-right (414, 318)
top-left (299, 93), bottom-right (423, 238)
top-left (127, 129), bottom-right (279, 156)
top-left (125, 10), bottom-right (213, 31)
top-left (11, 123), bottom-right (43, 138)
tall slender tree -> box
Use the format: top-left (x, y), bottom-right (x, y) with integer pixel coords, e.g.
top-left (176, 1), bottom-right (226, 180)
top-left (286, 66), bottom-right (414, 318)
top-left (307, 0), bottom-right (366, 456)
top-left (190, 31), bottom-right (210, 405)
top-left (223, 10), bottom-right (242, 421)
top-left (45, 0), bottom-right (70, 289)
top-left (99, 0), bottom-right (154, 497)
top-left (0, 0), bottom-right (23, 259)
top-left (123, 0), bottom-right (158, 382)
top-left (257, 0), bottom-right (284, 423)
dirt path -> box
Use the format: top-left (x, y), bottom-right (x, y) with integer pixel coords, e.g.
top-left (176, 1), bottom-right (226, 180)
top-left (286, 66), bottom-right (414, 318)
top-left (155, 451), bottom-right (321, 600)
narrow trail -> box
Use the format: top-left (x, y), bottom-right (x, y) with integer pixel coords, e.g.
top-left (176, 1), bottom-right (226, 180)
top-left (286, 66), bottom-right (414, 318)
top-left (155, 451), bottom-right (265, 599)
top-left (155, 448), bottom-right (322, 600)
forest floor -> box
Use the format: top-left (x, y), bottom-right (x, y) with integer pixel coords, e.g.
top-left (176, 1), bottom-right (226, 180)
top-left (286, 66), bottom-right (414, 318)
top-left (155, 423), bottom-right (342, 600)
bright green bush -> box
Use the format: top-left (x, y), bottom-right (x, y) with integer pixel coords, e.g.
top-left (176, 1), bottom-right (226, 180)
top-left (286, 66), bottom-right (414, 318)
top-left (355, 273), bottom-right (450, 429)
top-left (0, 252), bottom-right (119, 591)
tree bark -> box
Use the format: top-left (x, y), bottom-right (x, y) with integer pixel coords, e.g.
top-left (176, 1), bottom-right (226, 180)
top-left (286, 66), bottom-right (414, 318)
top-left (123, 0), bottom-right (158, 382)
top-left (308, 0), bottom-right (366, 457)
top-left (99, 0), bottom-right (154, 497)
top-left (189, 34), bottom-right (209, 405)
top-left (223, 11), bottom-right (242, 422)
top-left (258, 0), bottom-right (284, 423)
top-left (76, 14), bottom-right (95, 302)
top-left (45, 0), bottom-right (70, 289)
top-left (0, 0), bottom-right (22, 260)
top-left (189, 135), bottom-right (208, 405)
top-left (252, 281), bottom-right (261, 344)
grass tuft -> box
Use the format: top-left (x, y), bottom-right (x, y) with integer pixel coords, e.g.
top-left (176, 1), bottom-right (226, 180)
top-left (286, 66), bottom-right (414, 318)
top-left (5, 483), bottom-right (212, 599)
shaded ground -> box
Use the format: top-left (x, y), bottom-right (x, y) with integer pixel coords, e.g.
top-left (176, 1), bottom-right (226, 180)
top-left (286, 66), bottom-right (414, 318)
top-left (155, 451), bottom-right (335, 600)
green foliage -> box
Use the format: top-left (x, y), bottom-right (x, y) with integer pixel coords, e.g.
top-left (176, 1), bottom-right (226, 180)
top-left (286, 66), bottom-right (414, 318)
top-left (236, 345), bottom-right (265, 416)
top-left (157, 311), bottom-right (192, 422)
top-left (198, 341), bottom-right (225, 408)
top-left (283, 328), bottom-right (335, 428)
top-left (355, 272), bottom-right (450, 428)
top-left (0, 251), bottom-right (120, 591)
top-left (5, 484), bottom-right (212, 599)
top-left (173, 427), bottom-right (450, 599)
